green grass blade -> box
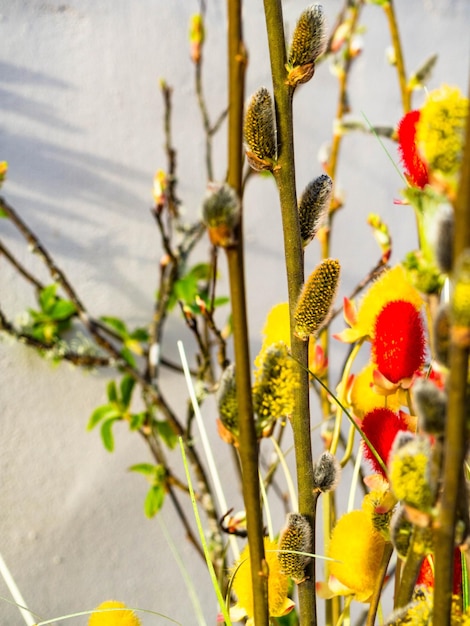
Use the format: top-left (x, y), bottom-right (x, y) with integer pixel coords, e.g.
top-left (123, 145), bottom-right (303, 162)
top-left (178, 437), bottom-right (233, 626)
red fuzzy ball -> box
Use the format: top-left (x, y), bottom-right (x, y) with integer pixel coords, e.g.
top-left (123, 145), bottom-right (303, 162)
top-left (373, 300), bottom-right (426, 384)
top-left (361, 407), bottom-right (409, 477)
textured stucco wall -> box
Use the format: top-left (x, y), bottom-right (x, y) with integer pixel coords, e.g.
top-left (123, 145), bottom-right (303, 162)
top-left (1, 1), bottom-right (469, 624)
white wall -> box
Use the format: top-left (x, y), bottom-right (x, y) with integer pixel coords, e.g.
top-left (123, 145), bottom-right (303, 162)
top-left (1, 1), bottom-right (469, 624)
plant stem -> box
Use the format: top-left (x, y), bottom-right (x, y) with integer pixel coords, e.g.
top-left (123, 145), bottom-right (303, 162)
top-left (262, 1), bottom-right (316, 624)
top-left (225, 1), bottom-right (270, 624)
top-left (395, 526), bottom-right (426, 609)
top-left (433, 79), bottom-right (470, 625)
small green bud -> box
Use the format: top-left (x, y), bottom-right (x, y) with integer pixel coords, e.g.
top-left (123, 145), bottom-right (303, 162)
top-left (278, 512), bottom-right (312, 583)
top-left (294, 258), bottom-right (340, 340)
top-left (202, 182), bottom-right (240, 247)
top-left (217, 364), bottom-right (239, 438)
top-left (312, 451), bottom-right (340, 493)
top-left (243, 87), bottom-right (277, 171)
top-left (287, 4), bottom-right (326, 87)
top-left (413, 378), bottom-right (447, 435)
top-left (298, 174), bottom-right (332, 247)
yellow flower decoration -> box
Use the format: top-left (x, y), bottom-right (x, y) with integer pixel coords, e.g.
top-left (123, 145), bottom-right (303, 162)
top-left (259, 302), bottom-right (291, 351)
top-left (231, 537), bottom-right (294, 622)
top-left (349, 362), bottom-right (404, 419)
top-left (257, 302), bottom-right (326, 375)
top-left (88, 600), bottom-right (141, 626)
top-left (336, 265), bottom-right (424, 343)
top-left (327, 510), bottom-right (386, 602)
top-left (417, 85), bottom-right (468, 177)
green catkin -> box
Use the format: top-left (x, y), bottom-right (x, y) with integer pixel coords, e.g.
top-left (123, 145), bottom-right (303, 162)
top-left (217, 364), bottom-right (239, 437)
top-left (202, 182), bottom-right (240, 247)
top-left (243, 87), bottom-right (276, 170)
top-left (287, 4), bottom-right (326, 86)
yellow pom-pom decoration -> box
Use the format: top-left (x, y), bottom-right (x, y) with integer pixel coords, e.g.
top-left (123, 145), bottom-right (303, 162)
top-left (231, 537), bottom-right (294, 620)
top-left (88, 600), bottom-right (141, 626)
top-left (328, 510), bottom-right (386, 602)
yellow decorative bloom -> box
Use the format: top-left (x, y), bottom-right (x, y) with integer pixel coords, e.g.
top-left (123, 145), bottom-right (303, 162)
top-left (337, 266), bottom-right (424, 343)
top-left (417, 85), bottom-right (468, 176)
top-left (349, 362), bottom-right (403, 419)
top-left (328, 510), bottom-right (386, 602)
top-left (88, 601), bottom-right (141, 626)
top-left (231, 537), bottom-right (294, 621)
top-left (257, 302), bottom-right (325, 375)
top-left (259, 302), bottom-right (291, 358)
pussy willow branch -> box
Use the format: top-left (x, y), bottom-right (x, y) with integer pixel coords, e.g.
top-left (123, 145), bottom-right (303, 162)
top-left (193, 15), bottom-right (228, 183)
top-left (225, 0), bottom-right (270, 623)
top-left (433, 81), bottom-right (470, 624)
top-left (0, 196), bottom-right (224, 573)
top-left (0, 236), bottom-right (186, 375)
top-left (322, 5), bottom-right (364, 623)
top-left (322, 0), bottom-right (363, 421)
top-left (0, 307), bottom-right (111, 368)
top-left (382, 0), bottom-right (411, 114)
top-left (161, 81), bottom-right (180, 217)
top-left (263, 1), bottom-right (316, 624)
top-left (395, 526), bottom-right (427, 608)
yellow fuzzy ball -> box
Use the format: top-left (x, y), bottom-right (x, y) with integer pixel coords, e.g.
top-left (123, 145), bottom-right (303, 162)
top-left (328, 510), bottom-right (386, 602)
top-left (88, 600), bottom-right (141, 626)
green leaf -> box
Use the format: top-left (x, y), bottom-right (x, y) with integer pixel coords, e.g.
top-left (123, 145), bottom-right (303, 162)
top-left (39, 284), bottom-right (58, 312)
top-left (187, 262), bottom-right (211, 281)
top-left (129, 463), bottom-right (157, 477)
top-left (129, 411), bottom-right (146, 431)
top-left (100, 316), bottom-right (128, 338)
top-left (87, 404), bottom-right (121, 430)
top-left (144, 485), bottom-right (165, 518)
top-left (129, 327), bottom-right (149, 342)
top-left (50, 299), bottom-right (76, 320)
top-left (155, 420), bottom-right (178, 450)
top-left (106, 380), bottom-right (118, 403)
top-left (213, 296), bottom-right (230, 308)
top-left (100, 417), bottom-right (119, 452)
top-left (119, 374), bottom-right (136, 407)
top-left (120, 346), bottom-right (136, 367)
top-left (174, 274), bottom-right (198, 304)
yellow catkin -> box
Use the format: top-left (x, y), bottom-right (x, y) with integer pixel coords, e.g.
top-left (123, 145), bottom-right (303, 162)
top-left (278, 512), bottom-right (312, 583)
top-left (294, 259), bottom-right (340, 340)
top-left (243, 87), bottom-right (276, 169)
